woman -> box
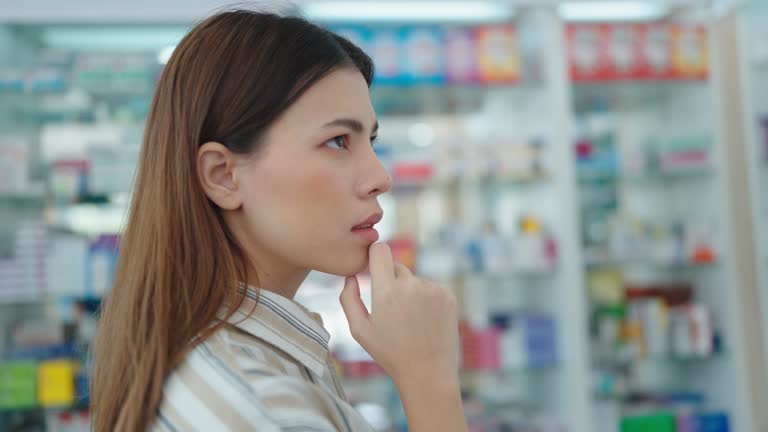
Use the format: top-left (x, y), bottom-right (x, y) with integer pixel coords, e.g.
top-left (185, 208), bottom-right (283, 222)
top-left (91, 9), bottom-right (467, 432)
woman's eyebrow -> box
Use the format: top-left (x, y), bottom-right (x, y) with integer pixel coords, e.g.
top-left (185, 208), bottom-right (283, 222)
top-left (323, 118), bottom-right (379, 134)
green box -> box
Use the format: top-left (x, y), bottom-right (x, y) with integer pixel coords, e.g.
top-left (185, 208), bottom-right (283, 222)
top-left (0, 361), bottom-right (38, 409)
top-left (621, 412), bottom-right (676, 432)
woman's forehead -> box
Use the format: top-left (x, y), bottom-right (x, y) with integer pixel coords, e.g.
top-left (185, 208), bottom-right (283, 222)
top-left (275, 68), bottom-right (376, 129)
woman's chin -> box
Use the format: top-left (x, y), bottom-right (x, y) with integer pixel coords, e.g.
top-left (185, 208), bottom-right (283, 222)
top-left (314, 250), bottom-right (369, 277)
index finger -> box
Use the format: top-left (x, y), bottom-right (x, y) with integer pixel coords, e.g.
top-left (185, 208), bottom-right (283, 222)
top-left (369, 243), bottom-right (395, 286)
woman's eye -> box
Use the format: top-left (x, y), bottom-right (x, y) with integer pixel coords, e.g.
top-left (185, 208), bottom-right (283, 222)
top-left (323, 136), bottom-right (347, 150)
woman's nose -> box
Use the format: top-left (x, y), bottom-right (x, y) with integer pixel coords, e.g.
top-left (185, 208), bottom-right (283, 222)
top-left (358, 154), bottom-right (392, 198)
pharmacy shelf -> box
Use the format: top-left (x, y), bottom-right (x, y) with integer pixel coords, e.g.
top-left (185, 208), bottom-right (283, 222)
top-left (569, 8), bottom-right (768, 431)
top-left (578, 169), bottom-right (713, 184)
top-left (0, 403), bottom-right (88, 415)
top-left (462, 269), bottom-right (557, 279)
top-left (391, 175), bottom-right (549, 194)
top-left (0, 191), bottom-right (46, 201)
top-left (584, 257), bottom-right (718, 271)
top-left (0, 294), bottom-right (102, 305)
top-left (380, 10), bottom-right (594, 431)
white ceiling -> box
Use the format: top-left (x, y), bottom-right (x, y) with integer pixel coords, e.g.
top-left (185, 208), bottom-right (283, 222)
top-left (0, 0), bottom-right (732, 24)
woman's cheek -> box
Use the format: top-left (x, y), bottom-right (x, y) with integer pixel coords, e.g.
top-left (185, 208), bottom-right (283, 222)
top-left (299, 166), bottom-right (344, 200)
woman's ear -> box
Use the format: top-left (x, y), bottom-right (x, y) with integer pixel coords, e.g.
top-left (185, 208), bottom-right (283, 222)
top-left (197, 142), bottom-right (243, 210)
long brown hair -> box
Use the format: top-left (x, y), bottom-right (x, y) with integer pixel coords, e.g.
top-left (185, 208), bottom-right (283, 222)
top-left (90, 10), bottom-right (373, 431)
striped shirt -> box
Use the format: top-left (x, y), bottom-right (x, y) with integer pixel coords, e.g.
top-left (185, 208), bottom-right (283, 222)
top-left (150, 287), bottom-right (375, 431)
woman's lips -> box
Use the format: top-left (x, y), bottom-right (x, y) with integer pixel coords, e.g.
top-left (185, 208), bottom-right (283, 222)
top-left (352, 226), bottom-right (380, 243)
top-left (352, 211), bottom-right (383, 230)
top-left (351, 211), bottom-right (383, 243)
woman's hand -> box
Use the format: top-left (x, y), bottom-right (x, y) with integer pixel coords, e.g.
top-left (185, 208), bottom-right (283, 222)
top-left (339, 242), bottom-right (460, 387)
top-left (339, 242), bottom-right (468, 432)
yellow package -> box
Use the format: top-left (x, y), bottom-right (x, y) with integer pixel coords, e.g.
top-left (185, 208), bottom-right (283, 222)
top-left (37, 359), bottom-right (77, 407)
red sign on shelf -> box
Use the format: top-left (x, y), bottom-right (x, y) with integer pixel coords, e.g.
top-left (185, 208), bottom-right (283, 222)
top-left (567, 23), bottom-right (708, 82)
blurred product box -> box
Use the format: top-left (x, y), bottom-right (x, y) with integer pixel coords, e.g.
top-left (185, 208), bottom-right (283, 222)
top-left (6, 343), bottom-right (77, 363)
top-left (0, 137), bottom-right (31, 193)
top-left (46, 410), bottom-right (91, 432)
top-left (692, 412), bottom-right (729, 432)
top-left (0, 361), bottom-right (38, 409)
top-left (460, 324), bottom-right (501, 370)
top-left (0, 221), bottom-right (47, 301)
top-left (623, 281), bottom-right (715, 359)
top-left (0, 67), bottom-right (25, 92)
top-left (654, 136), bottom-right (712, 172)
top-left (12, 320), bottom-right (65, 348)
top-left (51, 159), bottom-right (89, 203)
top-left (391, 160), bottom-right (434, 184)
top-left (461, 313), bottom-right (558, 371)
top-left (567, 24), bottom-right (708, 82)
top-left (86, 144), bottom-right (140, 195)
top-left (621, 410), bottom-right (731, 432)
top-left (38, 359), bottom-right (77, 407)
top-left (659, 149), bottom-right (711, 172)
top-left (16, 221), bottom-right (48, 292)
top-left (670, 305), bottom-right (714, 357)
top-left (494, 313), bottom-right (559, 369)
top-left (0, 259), bottom-right (19, 296)
top-left (47, 232), bottom-right (88, 298)
top-left (331, 24), bottom-right (520, 86)
top-left (340, 360), bottom-right (385, 380)
top-left (85, 234), bottom-right (119, 296)
top-left (621, 412), bottom-right (676, 432)
top-left (25, 67), bottom-right (67, 93)
top-left (625, 282), bottom-right (694, 306)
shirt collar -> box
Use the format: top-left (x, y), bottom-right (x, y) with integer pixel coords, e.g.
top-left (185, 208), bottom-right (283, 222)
top-left (219, 285), bottom-right (331, 377)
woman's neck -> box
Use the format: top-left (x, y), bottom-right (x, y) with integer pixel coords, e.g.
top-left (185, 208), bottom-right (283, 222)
top-left (246, 263), bottom-right (310, 299)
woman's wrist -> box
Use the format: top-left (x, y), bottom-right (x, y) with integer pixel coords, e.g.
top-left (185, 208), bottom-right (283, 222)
top-left (392, 360), bottom-right (458, 390)
top-left (393, 364), bottom-right (461, 401)
top-left (393, 366), bottom-right (467, 432)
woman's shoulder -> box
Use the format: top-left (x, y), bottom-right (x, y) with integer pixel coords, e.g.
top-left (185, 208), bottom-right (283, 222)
top-left (152, 326), bottom-right (351, 432)
top-left (150, 328), bottom-right (283, 431)
top-left (174, 324), bottom-right (289, 384)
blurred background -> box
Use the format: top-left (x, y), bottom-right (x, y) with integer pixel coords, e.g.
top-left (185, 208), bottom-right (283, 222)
top-left (1, 0), bottom-right (768, 431)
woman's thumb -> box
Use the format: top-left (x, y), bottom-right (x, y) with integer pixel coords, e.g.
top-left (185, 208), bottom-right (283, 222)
top-left (339, 276), bottom-right (370, 341)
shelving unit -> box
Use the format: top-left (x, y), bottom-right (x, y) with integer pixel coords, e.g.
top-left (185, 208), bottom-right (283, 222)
top-left (565, 5), bottom-right (768, 431)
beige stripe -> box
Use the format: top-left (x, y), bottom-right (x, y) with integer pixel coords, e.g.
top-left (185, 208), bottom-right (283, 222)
top-left (262, 310), bottom-right (316, 347)
top-left (226, 299), bottom-right (330, 375)
top-left (158, 395), bottom-right (197, 431)
top-left (227, 327), bottom-right (262, 347)
top-left (263, 383), bottom-right (352, 432)
top-left (269, 345), bottom-right (304, 373)
top-left (177, 362), bottom-right (256, 431)
top-left (260, 347), bottom-right (288, 373)
top-left (261, 390), bottom-right (315, 412)
top-left (257, 305), bottom-right (327, 358)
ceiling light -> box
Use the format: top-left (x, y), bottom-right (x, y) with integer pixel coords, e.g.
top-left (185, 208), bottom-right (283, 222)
top-left (559, 1), bottom-right (669, 22)
top-left (42, 26), bottom-right (187, 51)
top-left (303, 1), bottom-right (514, 23)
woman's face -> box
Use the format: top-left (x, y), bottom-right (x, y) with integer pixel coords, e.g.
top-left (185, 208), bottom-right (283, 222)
top-left (232, 67), bottom-right (391, 277)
